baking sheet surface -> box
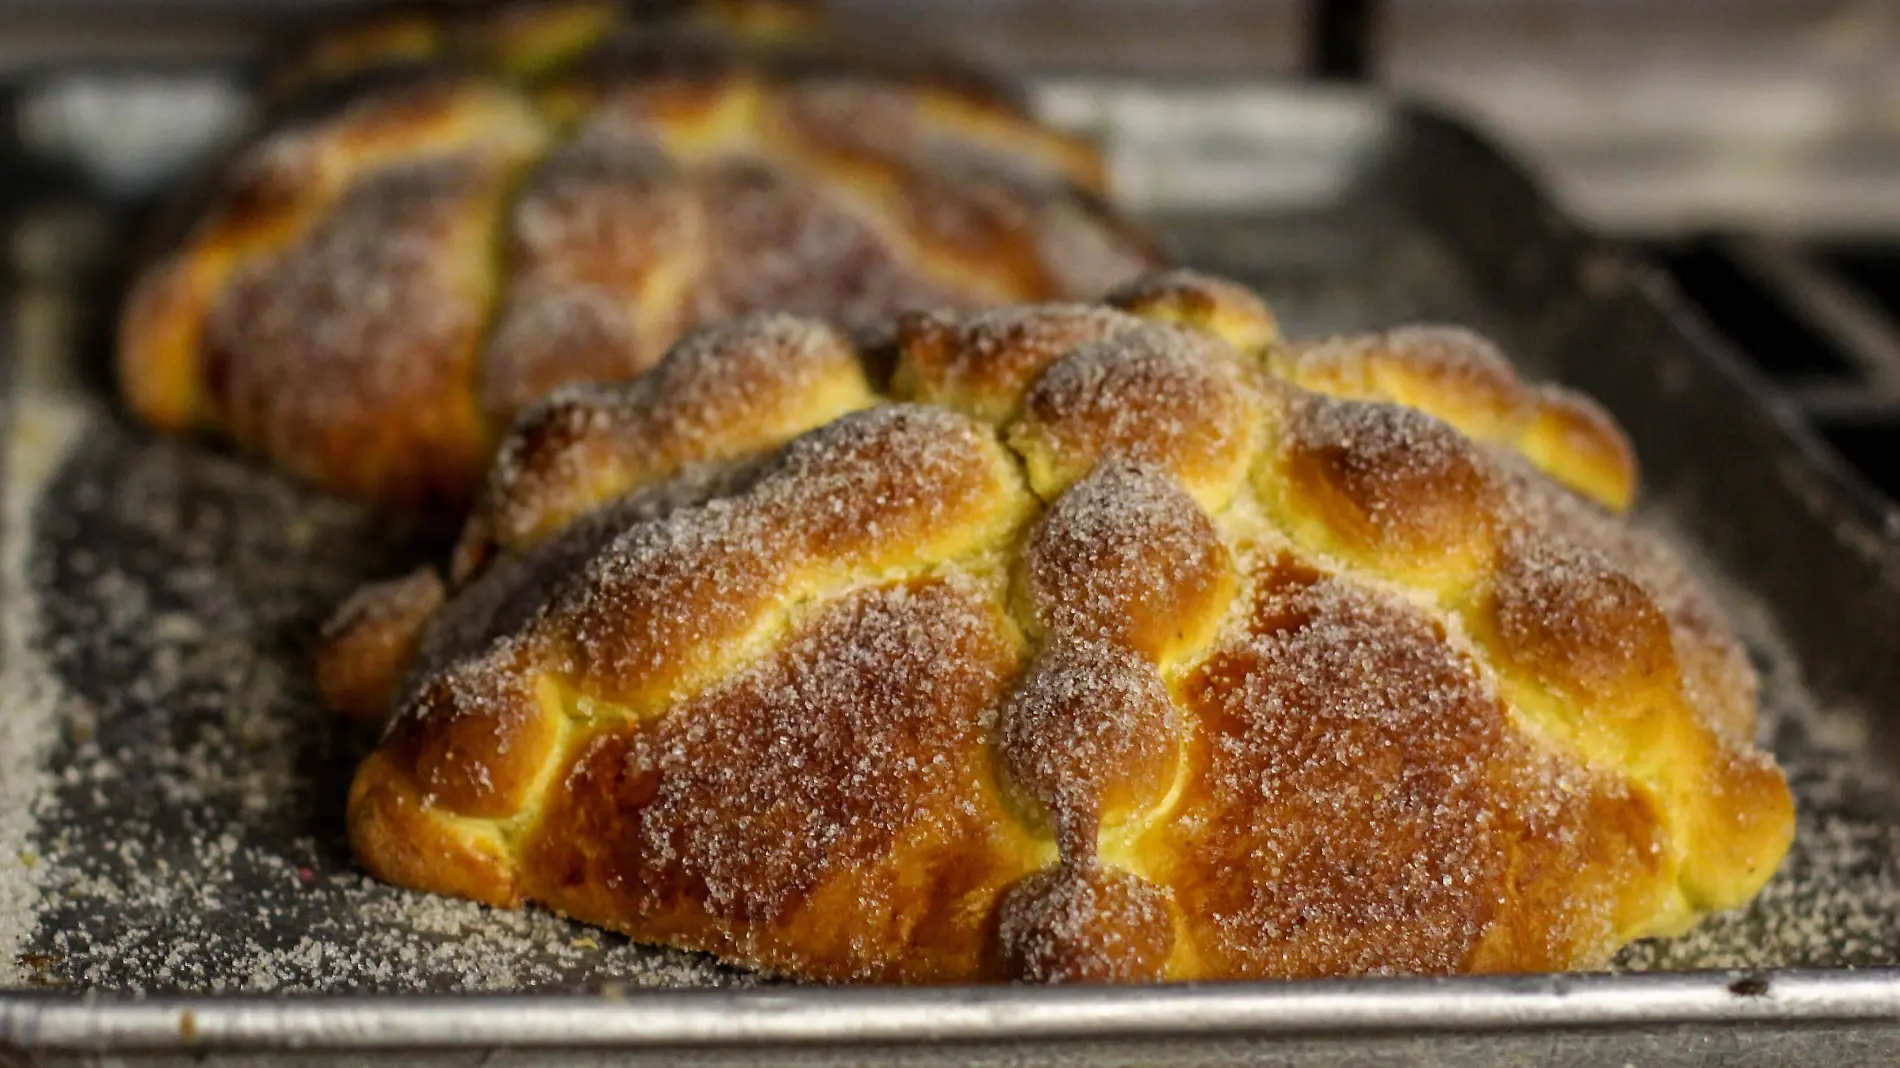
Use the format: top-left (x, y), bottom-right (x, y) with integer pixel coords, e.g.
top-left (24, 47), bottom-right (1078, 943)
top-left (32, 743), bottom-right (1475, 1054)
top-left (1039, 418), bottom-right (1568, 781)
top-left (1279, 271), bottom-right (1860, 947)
top-left (0, 77), bottom-right (1897, 1000)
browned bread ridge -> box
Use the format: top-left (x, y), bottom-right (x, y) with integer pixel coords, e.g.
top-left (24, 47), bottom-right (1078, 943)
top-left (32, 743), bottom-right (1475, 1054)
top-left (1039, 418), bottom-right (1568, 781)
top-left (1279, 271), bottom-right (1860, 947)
top-left (120, 0), bottom-right (1162, 512)
top-left (320, 270), bottom-right (1794, 982)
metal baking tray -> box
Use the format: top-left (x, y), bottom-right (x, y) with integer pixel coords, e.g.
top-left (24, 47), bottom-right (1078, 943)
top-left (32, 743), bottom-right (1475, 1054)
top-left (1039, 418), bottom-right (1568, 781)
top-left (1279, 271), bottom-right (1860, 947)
top-left (2, 66), bottom-right (1899, 1066)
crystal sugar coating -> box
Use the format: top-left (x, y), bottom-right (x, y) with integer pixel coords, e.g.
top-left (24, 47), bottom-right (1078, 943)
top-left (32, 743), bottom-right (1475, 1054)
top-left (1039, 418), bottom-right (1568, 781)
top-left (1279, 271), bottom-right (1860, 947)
top-left (327, 269), bottom-right (1795, 982)
top-left (118, 0), bottom-right (1162, 512)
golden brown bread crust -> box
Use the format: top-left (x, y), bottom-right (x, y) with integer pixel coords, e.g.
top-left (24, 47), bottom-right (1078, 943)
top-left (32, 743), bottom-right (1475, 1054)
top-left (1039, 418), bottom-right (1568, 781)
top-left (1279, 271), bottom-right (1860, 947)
top-left (315, 568), bottom-right (447, 720)
top-left (267, 1), bottom-right (825, 101)
top-left (328, 270), bottom-right (1794, 982)
top-left (120, 1), bottom-right (1161, 512)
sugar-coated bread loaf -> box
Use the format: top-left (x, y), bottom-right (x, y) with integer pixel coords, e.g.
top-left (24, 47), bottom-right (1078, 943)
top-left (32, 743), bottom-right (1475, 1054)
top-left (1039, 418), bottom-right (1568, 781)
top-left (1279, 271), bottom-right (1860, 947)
top-left (120, 0), bottom-right (1161, 512)
top-left (322, 270), bottom-right (1794, 982)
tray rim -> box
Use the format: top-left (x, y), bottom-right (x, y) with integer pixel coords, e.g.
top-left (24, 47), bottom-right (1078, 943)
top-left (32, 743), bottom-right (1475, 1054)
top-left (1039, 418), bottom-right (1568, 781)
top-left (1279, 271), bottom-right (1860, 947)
top-left (4, 968), bottom-right (1900, 1052)
top-left (3, 69), bottom-right (1900, 1053)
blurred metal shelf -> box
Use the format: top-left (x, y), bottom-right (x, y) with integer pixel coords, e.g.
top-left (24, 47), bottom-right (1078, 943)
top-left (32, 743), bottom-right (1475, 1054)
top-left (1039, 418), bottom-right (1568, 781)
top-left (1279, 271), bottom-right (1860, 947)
top-left (3, 0), bottom-right (1897, 237)
top-left (1381, 0), bottom-right (1900, 237)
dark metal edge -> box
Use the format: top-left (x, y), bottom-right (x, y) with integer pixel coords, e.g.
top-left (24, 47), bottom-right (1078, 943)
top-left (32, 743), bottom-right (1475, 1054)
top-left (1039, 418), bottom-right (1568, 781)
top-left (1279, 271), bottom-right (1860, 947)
top-left (1394, 96), bottom-right (1900, 540)
top-left (1384, 95), bottom-right (1900, 711)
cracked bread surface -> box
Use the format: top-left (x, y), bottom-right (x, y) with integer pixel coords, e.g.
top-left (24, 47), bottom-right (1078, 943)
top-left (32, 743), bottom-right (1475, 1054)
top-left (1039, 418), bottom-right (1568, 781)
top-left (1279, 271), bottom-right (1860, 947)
top-left (322, 269), bottom-right (1794, 982)
top-left (120, 0), bottom-right (1160, 512)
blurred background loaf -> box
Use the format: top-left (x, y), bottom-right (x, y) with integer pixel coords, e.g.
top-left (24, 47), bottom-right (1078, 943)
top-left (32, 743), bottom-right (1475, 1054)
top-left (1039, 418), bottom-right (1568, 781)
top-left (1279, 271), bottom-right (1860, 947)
top-left (117, 0), bottom-right (1165, 513)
